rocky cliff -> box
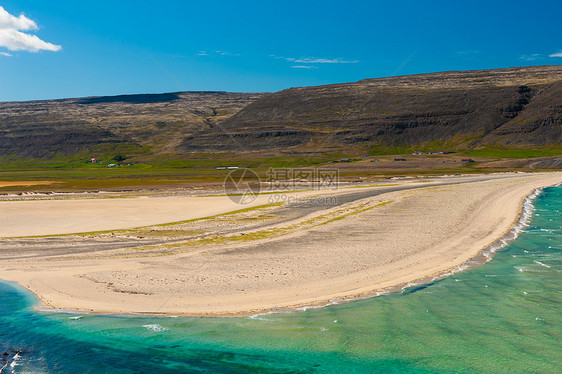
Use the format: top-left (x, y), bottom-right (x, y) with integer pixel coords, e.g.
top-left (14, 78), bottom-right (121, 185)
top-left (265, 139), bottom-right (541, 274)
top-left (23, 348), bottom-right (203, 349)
top-left (1, 66), bottom-right (561, 159)
top-left (183, 65), bottom-right (562, 153)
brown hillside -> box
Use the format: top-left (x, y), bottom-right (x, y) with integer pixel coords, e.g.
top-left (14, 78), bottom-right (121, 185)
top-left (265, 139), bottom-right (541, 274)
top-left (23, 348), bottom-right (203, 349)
top-left (181, 65), bottom-right (562, 153)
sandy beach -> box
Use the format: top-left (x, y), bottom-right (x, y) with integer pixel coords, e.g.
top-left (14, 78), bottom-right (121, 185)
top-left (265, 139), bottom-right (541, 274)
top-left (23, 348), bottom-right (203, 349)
top-left (0, 181), bottom-right (59, 188)
top-left (1, 172), bottom-right (560, 316)
top-left (0, 190), bottom-right (323, 237)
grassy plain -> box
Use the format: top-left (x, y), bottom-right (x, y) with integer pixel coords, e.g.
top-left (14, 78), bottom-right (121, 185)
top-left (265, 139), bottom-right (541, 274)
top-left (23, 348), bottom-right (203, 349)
top-left (0, 148), bottom-right (560, 191)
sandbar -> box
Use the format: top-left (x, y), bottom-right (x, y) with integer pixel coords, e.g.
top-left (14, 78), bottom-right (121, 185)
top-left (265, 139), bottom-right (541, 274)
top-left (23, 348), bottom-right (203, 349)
top-left (0, 172), bottom-right (560, 316)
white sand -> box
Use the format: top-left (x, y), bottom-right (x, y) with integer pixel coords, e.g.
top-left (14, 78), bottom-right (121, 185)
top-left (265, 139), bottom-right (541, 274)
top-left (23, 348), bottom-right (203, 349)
top-left (0, 189), bottom-right (333, 237)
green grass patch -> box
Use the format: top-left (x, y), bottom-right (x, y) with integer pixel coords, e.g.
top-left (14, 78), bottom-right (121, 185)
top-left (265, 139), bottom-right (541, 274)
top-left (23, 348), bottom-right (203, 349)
top-left (157, 202), bottom-right (283, 227)
top-left (462, 146), bottom-right (562, 159)
top-left (136, 199), bottom-right (394, 252)
top-left (368, 140), bottom-right (561, 159)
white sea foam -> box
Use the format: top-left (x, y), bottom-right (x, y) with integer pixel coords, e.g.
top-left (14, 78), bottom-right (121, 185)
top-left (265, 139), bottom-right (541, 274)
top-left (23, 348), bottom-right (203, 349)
top-left (401, 282), bottom-right (418, 291)
top-left (247, 310), bottom-right (281, 320)
top-left (478, 187), bottom-right (543, 260)
top-left (294, 298), bottom-right (345, 312)
top-left (431, 264), bottom-right (470, 281)
top-left (533, 260), bottom-right (551, 268)
top-left (295, 305), bottom-right (322, 312)
top-left (142, 324), bottom-right (169, 332)
top-left (247, 314), bottom-right (272, 321)
top-left (9, 353), bottom-right (20, 368)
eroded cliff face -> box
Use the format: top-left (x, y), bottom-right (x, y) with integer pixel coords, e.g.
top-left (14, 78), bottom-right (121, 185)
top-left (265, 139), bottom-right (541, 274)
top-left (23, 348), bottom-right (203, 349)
top-left (1, 66), bottom-right (561, 159)
top-left (185, 65), bottom-right (561, 152)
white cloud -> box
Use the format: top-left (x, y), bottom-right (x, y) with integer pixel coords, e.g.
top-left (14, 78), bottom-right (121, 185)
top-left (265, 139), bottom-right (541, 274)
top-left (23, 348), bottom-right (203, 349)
top-left (215, 50), bottom-right (240, 56)
top-left (549, 51), bottom-right (562, 58)
top-left (291, 65), bottom-right (318, 69)
top-left (456, 50), bottom-right (480, 56)
top-left (0, 6), bottom-right (61, 52)
top-left (298, 57), bottom-right (357, 64)
top-left (269, 55), bottom-right (359, 67)
top-left (279, 56), bottom-right (358, 64)
top-left (0, 51), bottom-right (12, 56)
top-left (196, 50), bottom-right (240, 57)
top-left (0, 6), bottom-right (37, 31)
top-left (519, 53), bottom-right (542, 61)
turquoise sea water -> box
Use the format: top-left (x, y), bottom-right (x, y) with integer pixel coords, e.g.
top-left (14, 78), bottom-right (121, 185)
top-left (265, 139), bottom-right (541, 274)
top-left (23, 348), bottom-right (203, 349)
top-left (1, 186), bottom-right (561, 373)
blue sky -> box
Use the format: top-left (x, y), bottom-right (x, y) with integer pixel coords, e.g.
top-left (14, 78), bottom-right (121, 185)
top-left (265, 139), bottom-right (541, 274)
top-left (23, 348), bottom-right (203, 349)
top-left (1, 0), bottom-right (561, 101)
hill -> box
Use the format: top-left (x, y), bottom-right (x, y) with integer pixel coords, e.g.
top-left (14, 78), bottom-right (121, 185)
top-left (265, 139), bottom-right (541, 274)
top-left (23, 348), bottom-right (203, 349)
top-left (195, 65), bottom-right (562, 154)
top-left (0, 91), bottom-right (263, 159)
top-left (0, 66), bottom-right (561, 163)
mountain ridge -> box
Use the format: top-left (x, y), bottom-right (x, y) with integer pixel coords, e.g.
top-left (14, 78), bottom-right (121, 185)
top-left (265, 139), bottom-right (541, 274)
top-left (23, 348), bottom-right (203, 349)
top-left (1, 65), bottom-right (561, 160)
top-left (205, 65), bottom-right (562, 153)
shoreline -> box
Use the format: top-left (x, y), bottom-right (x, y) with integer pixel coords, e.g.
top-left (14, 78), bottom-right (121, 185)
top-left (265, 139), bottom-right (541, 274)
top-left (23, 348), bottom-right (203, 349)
top-left (1, 173), bottom-right (561, 317)
top-left (11, 187), bottom-right (547, 318)
top-left (218, 186), bottom-right (552, 317)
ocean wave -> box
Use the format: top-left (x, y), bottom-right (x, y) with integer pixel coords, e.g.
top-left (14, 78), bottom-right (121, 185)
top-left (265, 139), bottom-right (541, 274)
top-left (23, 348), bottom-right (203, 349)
top-left (431, 264), bottom-right (469, 281)
top-left (533, 260), bottom-right (552, 268)
top-left (247, 314), bottom-right (273, 321)
top-left (142, 324), bottom-right (169, 332)
top-left (401, 282), bottom-right (418, 291)
top-left (483, 187), bottom-right (543, 258)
